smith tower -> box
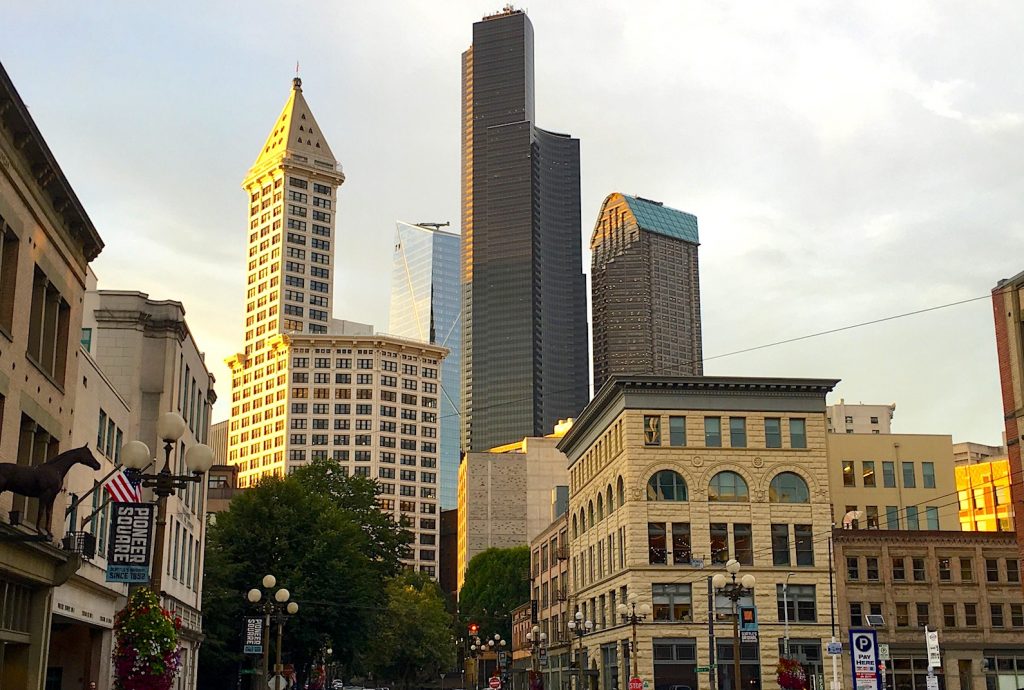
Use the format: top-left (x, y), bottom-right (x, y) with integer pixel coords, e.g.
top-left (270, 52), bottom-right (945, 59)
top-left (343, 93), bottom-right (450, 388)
top-left (461, 7), bottom-right (589, 451)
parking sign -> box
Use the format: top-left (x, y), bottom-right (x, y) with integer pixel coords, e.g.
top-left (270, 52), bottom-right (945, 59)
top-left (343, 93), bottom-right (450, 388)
top-left (849, 630), bottom-right (881, 690)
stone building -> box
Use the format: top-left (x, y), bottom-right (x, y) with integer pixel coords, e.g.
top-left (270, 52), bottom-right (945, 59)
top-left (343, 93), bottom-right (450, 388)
top-left (457, 424), bottom-right (571, 592)
top-left (827, 433), bottom-right (958, 531)
top-left (0, 60), bottom-right (103, 688)
top-left (955, 458), bottom-right (1014, 533)
top-left (833, 529), bottom-right (1024, 690)
top-left (528, 514), bottom-right (572, 690)
top-left (825, 401), bottom-right (895, 434)
top-left (558, 376), bottom-right (839, 690)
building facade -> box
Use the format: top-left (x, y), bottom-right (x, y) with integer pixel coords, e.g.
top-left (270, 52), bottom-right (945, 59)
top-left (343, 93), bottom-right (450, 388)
top-left (590, 194), bottom-right (702, 391)
top-left (827, 433), bottom-right (957, 531)
top-left (457, 426), bottom-right (571, 591)
top-left (834, 529), bottom-right (1024, 690)
top-left (558, 376), bottom-right (839, 690)
top-left (0, 59), bottom-right (104, 689)
top-left (388, 221), bottom-right (461, 509)
top-left (826, 401), bottom-right (896, 434)
top-left (460, 6), bottom-right (589, 452)
top-left (952, 441), bottom-right (1006, 466)
top-left (82, 287), bottom-right (215, 689)
top-left (529, 514), bottom-right (572, 690)
top-left (992, 272), bottom-right (1024, 584)
top-left (956, 458), bottom-right (1014, 533)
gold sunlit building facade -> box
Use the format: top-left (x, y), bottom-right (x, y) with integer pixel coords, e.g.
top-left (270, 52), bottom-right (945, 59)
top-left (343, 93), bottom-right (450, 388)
top-left (956, 458), bottom-right (1015, 532)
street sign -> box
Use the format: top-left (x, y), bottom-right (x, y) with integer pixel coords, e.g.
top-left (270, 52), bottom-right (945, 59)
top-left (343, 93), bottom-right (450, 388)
top-left (849, 630), bottom-right (881, 690)
top-left (240, 669), bottom-right (258, 675)
top-left (106, 503), bottom-right (155, 583)
top-left (695, 666), bottom-right (716, 673)
top-left (925, 628), bottom-right (941, 669)
top-left (629, 677), bottom-right (643, 690)
top-left (740, 630), bottom-right (758, 643)
top-left (498, 652), bottom-right (508, 666)
top-left (244, 617), bottom-right (264, 655)
top-left (269, 676), bottom-right (287, 690)
top-left (539, 647), bottom-right (548, 666)
top-left (878, 644), bottom-right (890, 661)
top-left (489, 676), bottom-right (502, 689)
top-left (740, 607), bottom-right (758, 632)
top-left (925, 676), bottom-right (938, 690)
top-left (642, 681), bottom-right (650, 690)
top-left (827, 642), bottom-right (843, 656)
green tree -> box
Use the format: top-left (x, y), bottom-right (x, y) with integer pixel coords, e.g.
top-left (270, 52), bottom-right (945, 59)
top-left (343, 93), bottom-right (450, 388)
top-left (365, 572), bottom-right (456, 690)
top-left (458, 546), bottom-right (531, 641)
top-left (198, 462), bottom-right (412, 690)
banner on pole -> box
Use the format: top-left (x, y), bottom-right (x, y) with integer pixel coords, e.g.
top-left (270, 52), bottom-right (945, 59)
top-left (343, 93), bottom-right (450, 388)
top-left (244, 616), bottom-right (263, 654)
top-left (105, 502), bottom-right (155, 583)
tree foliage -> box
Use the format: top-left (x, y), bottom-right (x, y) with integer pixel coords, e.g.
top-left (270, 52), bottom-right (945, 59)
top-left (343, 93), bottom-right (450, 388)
top-left (197, 460), bottom-right (413, 690)
top-left (365, 572), bottom-right (456, 690)
top-left (457, 546), bottom-right (531, 641)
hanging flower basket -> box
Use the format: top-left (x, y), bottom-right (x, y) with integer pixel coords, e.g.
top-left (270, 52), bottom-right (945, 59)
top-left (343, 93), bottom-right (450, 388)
top-left (112, 587), bottom-right (183, 690)
top-left (777, 657), bottom-right (808, 690)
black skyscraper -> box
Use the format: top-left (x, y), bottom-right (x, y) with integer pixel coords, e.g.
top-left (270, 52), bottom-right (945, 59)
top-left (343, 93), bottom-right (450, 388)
top-left (461, 7), bottom-right (589, 451)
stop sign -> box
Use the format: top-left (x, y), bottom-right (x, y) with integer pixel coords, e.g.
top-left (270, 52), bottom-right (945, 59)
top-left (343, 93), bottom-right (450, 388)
top-left (629, 677), bottom-right (643, 690)
top-left (489, 677), bottom-right (502, 689)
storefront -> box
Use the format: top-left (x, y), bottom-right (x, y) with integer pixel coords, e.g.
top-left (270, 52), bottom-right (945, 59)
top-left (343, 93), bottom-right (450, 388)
top-left (653, 638), bottom-right (699, 690)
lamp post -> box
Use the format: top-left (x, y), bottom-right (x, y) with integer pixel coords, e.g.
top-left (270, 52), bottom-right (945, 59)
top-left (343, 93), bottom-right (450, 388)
top-left (566, 611), bottom-right (593, 690)
top-left (488, 633), bottom-right (507, 681)
top-left (468, 635), bottom-right (483, 690)
top-left (121, 411), bottom-right (214, 594)
top-left (782, 572), bottom-right (795, 658)
top-left (526, 624), bottom-right (548, 674)
top-left (712, 559), bottom-right (755, 690)
top-left (616, 592), bottom-right (652, 678)
top-left (247, 575), bottom-right (299, 686)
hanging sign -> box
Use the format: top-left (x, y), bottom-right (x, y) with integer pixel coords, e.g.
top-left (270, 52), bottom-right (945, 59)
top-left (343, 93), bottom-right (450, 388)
top-left (105, 502), bottom-right (155, 583)
top-left (849, 630), bottom-right (881, 690)
top-left (244, 617), bottom-right (264, 655)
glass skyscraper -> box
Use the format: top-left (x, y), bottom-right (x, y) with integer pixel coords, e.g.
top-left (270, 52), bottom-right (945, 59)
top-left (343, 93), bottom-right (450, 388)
top-left (388, 221), bottom-right (461, 508)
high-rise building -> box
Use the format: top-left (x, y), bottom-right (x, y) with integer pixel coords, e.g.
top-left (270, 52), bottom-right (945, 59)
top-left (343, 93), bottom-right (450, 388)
top-left (826, 399), bottom-right (896, 434)
top-left (461, 7), bottom-right (589, 451)
top-left (388, 221), bottom-right (461, 508)
top-left (226, 80), bottom-right (447, 575)
top-left (590, 193), bottom-right (703, 391)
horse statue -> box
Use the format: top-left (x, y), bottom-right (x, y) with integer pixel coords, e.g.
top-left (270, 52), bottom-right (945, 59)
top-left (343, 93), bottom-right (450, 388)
top-left (0, 444), bottom-right (101, 535)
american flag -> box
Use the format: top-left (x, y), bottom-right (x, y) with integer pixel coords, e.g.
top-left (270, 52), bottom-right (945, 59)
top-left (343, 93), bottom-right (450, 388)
top-left (103, 468), bottom-right (143, 503)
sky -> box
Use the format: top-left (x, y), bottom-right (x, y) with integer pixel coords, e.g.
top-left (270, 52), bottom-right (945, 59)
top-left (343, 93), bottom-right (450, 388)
top-left (3, 1), bottom-right (1022, 445)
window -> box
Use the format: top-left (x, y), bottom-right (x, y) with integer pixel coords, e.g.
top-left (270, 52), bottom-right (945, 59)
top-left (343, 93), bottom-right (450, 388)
top-left (847, 557), bottom-right (860, 581)
top-left (648, 523), bottom-right (667, 565)
top-left (733, 524), bottom-right (753, 565)
top-left (644, 416), bottom-right (661, 445)
top-left (925, 507), bottom-right (939, 530)
top-left (895, 603), bottom-right (909, 627)
top-left (770, 472), bottom-right (809, 503)
top-left (0, 225), bottom-right (19, 333)
top-left (902, 462), bottom-right (916, 488)
top-left (937, 558), bottom-right (951, 581)
top-left (885, 506), bottom-right (900, 530)
top-left (991, 604), bottom-right (1004, 628)
top-left (772, 525), bottom-right (790, 566)
top-left (790, 418), bottom-right (806, 448)
top-left (669, 417), bottom-right (686, 446)
top-left (842, 461), bottom-right (855, 487)
top-left (671, 523), bottom-right (692, 564)
top-left (960, 558), bottom-right (974, 582)
top-left (647, 470), bottom-right (687, 501)
top-left (862, 461), bottom-right (876, 487)
top-left (27, 267), bottom-right (71, 384)
top-left (987, 559), bottom-right (1000, 583)
top-left (709, 471), bottom-right (748, 502)
top-left (710, 523), bottom-right (728, 565)
top-left (882, 461), bottom-right (896, 488)
top-left (652, 584), bottom-right (692, 622)
top-left (912, 558), bottom-right (926, 582)
top-left (1008, 559), bottom-right (1020, 583)
top-left (906, 506), bottom-right (919, 530)
top-left (1011, 604), bottom-right (1024, 628)
top-left (943, 603), bottom-right (956, 627)
top-left (922, 462), bottom-right (935, 488)
top-left (866, 557), bottom-right (879, 581)
top-left (964, 603), bottom-right (977, 626)
top-left (892, 557), bottom-right (906, 581)
top-left (729, 418), bottom-right (747, 447)
top-left (704, 417), bottom-right (722, 447)
top-left (850, 603), bottom-right (863, 627)
top-left (764, 418), bottom-right (782, 448)
top-left (865, 506), bottom-right (879, 529)
top-left (794, 525), bottom-right (813, 566)
top-left (777, 584), bottom-right (816, 622)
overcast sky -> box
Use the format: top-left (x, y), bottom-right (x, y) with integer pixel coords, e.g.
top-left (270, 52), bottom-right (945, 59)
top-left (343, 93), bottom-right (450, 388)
top-left (4, 1), bottom-right (1021, 444)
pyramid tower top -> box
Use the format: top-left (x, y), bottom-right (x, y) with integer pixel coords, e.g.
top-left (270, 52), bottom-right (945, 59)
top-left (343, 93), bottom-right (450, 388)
top-left (244, 77), bottom-right (343, 187)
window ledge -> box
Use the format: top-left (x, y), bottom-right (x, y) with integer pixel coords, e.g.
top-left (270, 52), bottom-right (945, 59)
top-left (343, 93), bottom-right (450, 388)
top-left (25, 352), bottom-right (65, 394)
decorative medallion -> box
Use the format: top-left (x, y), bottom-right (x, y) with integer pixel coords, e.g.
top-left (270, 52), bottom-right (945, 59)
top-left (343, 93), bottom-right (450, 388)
top-left (691, 456), bottom-right (704, 467)
top-left (752, 457), bottom-right (764, 468)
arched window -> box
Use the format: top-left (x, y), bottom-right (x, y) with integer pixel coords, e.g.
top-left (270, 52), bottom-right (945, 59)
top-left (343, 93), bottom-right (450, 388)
top-left (579, 509), bottom-right (586, 533)
top-left (617, 476), bottom-right (625, 506)
top-left (708, 471), bottom-right (749, 502)
top-left (588, 501), bottom-right (595, 528)
top-left (572, 514), bottom-right (578, 539)
top-left (646, 470), bottom-right (688, 501)
top-left (770, 472), bottom-right (810, 503)
top-left (607, 485), bottom-right (614, 513)
top-left (597, 494), bottom-right (604, 521)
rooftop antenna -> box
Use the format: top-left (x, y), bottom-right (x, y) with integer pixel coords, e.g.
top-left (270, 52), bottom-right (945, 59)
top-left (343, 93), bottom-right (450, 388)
top-left (416, 221), bottom-right (451, 231)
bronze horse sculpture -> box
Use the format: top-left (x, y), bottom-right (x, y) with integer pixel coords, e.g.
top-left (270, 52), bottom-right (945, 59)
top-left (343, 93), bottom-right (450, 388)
top-left (0, 444), bottom-right (101, 535)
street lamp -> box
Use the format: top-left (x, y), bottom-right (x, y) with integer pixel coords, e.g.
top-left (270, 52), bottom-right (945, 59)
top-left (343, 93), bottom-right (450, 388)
top-left (526, 624), bottom-right (548, 671)
top-left (712, 559), bottom-right (755, 690)
top-left (247, 574), bottom-right (299, 686)
top-left (617, 592), bottom-right (652, 677)
top-left (121, 411), bottom-right (214, 593)
top-left (566, 611), bottom-right (594, 690)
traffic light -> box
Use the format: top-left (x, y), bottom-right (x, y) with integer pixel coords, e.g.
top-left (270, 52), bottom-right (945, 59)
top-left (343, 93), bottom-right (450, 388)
top-left (469, 623), bottom-right (480, 635)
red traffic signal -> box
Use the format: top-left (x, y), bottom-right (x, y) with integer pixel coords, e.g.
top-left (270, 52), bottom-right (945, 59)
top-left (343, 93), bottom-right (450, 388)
top-left (469, 623), bottom-right (480, 635)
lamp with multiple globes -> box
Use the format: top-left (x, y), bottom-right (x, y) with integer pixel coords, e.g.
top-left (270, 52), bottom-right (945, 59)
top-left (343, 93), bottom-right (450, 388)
top-left (566, 611), bottom-right (594, 690)
top-left (616, 592), bottom-right (652, 677)
top-left (247, 574), bottom-right (299, 685)
top-left (712, 559), bottom-right (756, 690)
